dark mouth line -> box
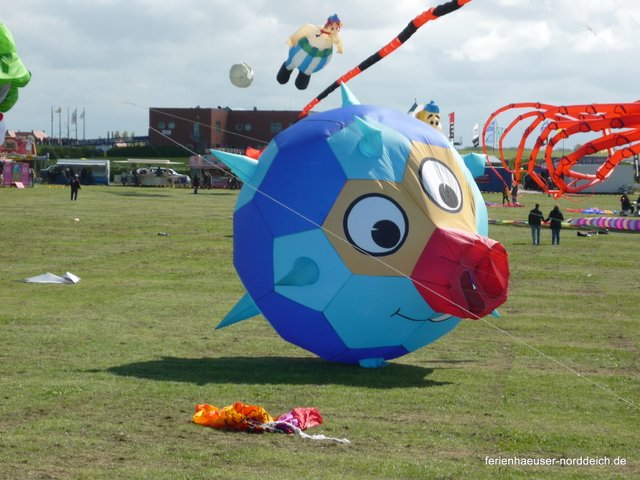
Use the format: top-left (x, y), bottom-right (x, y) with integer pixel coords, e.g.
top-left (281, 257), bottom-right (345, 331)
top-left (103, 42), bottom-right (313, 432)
top-left (390, 308), bottom-right (451, 323)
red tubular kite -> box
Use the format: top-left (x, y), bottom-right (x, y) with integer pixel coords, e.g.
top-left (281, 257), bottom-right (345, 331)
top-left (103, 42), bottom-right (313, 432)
top-left (482, 102), bottom-right (640, 197)
top-left (298, 0), bottom-right (472, 119)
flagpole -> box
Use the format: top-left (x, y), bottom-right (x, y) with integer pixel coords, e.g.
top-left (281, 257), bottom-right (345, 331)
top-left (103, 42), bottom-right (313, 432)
top-left (82, 108), bottom-right (85, 140)
top-left (50, 106), bottom-right (53, 142)
top-left (57, 107), bottom-right (62, 144)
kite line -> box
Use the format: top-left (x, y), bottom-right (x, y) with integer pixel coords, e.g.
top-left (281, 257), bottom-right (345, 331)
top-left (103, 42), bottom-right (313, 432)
top-left (298, 0), bottom-right (472, 119)
top-left (136, 102), bottom-right (637, 411)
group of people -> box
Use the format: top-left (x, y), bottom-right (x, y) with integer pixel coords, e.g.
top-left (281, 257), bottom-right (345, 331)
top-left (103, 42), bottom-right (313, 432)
top-left (192, 170), bottom-right (216, 194)
top-left (619, 193), bottom-right (639, 216)
top-left (192, 172), bottom-right (241, 194)
top-left (527, 203), bottom-right (565, 245)
top-left (502, 182), bottom-right (519, 205)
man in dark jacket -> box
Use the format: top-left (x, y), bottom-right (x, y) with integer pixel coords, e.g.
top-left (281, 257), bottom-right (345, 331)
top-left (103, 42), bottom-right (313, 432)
top-left (192, 173), bottom-right (200, 194)
top-left (545, 205), bottom-right (565, 245)
top-left (528, 203), bottom-right (544, 245)
top-left (69, 175), bottom-right (81, 201)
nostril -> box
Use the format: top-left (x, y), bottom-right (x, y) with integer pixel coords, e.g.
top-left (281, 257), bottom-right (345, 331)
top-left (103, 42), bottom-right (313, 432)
top-left (470, 240), bottom-right (507, 294)
top-left (460, 270), bottom-right (486, 314)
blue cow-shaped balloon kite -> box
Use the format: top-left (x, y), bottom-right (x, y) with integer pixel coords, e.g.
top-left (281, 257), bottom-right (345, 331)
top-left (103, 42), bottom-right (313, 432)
top-left (213, 84), bottom-right (509, 367)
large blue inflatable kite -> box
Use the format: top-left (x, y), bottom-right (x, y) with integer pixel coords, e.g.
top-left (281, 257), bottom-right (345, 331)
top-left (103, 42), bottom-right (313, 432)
top-left (213, 85), bottom-right (509, 367)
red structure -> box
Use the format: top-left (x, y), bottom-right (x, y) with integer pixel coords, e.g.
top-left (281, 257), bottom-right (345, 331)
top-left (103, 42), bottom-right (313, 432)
top-left (148, 107), bottom-right (300, 152)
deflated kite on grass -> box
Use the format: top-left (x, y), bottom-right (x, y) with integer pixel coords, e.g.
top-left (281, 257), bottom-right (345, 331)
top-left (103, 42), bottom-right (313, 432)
top-left (193, 402), bottom-right (350, 443)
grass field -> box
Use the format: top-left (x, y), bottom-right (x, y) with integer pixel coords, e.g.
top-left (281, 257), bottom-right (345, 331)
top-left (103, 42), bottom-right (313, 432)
top-left (0, 185), bottom-right (638, 480)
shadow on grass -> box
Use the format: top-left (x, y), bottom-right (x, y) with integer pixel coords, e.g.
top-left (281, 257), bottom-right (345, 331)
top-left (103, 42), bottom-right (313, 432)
top-left (103, 189), bottom-right (237, 198)
top-left (197, 191), bottom-right (237, 196)
top-left (103, 190), bottom-right (173, 198)
top-left (106, 356), bottom-right (450, 388)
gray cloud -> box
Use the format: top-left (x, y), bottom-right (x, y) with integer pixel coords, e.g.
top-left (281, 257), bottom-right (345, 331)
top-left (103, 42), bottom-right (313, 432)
top-left (4, 0), bottom-right (640, 147)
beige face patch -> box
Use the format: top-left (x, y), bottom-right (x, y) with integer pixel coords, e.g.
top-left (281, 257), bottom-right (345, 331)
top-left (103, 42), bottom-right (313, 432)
top-left (322, 141), bottom-right (478, 277)
top-left (323, 179), bottom-right (437, 276)
top-left (402, 141), bottom-right (478, 233)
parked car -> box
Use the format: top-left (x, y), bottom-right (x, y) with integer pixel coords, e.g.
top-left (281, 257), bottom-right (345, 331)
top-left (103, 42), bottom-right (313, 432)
top-left (123, 167), bottom-right (191, 186)
top-left (40, 165), bottom-right (69, 184)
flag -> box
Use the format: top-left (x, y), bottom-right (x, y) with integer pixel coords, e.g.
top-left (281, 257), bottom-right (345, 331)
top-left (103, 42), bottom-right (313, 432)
top-left (485, 120), bottom-right (497, 147)
top-left (55, 106), bottom-right (62, 113)
top-left (71, 108), bottom-right (77, 125)
top-left (407, 100), bottom-right (419, 115)
top-left (448, 112), bottom-right (455, 142)
top-left (80, 108), bottom-right (85, 120)
top-left (472, 123), bottom-right (480, 148)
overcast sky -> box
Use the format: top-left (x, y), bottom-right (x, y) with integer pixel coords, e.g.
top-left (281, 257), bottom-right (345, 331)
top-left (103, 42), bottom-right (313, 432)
top-left (4, 0), bottom-right (640, 148)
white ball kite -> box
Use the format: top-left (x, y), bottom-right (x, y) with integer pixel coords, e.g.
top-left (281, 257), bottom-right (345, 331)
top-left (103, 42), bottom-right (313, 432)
top-left (229, 63), bottom-right (254, 88)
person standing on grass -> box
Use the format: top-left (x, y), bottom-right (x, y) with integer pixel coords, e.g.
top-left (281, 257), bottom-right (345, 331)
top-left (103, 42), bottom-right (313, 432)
top-left (192, 173), bottom-right (200, 194)
top-left (545, 205), bottom-right (564, 245)
top-left (527, 203), bottom-right (544, 245)
top-left (502, 184), bottom-right (510, 204)
top-left (69, 175), bottom-right (81, 201)
top-left (510, 181), bottom-right (519, 204)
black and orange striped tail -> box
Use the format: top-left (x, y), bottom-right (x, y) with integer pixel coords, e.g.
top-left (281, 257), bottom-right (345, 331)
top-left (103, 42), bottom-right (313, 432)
top-left (298, 0), bottom-right (472, 119)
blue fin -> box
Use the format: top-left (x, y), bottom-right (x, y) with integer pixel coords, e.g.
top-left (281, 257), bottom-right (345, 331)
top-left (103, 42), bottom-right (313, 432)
top-left (210, 150), bottom-right (258, 183)
top-left (216, 292), bottom-right (261, 329)
top-left (354, 116), bottom-right (383, 159)
top-left (340, 82), bottom-right (360, 106)
top-left (276, 256), bottom-right (319, 287)
top-left (462, 152), bottom-right (487, 179)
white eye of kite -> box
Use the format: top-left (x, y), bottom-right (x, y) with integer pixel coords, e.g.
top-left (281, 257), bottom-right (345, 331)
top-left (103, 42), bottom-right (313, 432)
top-left (419, 158), bottom-right (462, 212)
top-left (344, 194), bottom-right (408, 256)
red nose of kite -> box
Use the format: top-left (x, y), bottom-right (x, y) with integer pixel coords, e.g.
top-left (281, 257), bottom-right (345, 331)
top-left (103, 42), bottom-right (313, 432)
top-left (410, 227), bottom-right (509, 319)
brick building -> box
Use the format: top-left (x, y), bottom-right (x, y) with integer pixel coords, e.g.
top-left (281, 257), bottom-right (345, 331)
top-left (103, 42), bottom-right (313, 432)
top-left (148, 107), bottom-right (300, 152)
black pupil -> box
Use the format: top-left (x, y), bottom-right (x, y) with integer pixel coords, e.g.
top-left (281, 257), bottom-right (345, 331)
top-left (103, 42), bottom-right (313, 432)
top-left (371, 220), bottom-right (400, 249)
top-left (439, 184), bottom-right (458, 208)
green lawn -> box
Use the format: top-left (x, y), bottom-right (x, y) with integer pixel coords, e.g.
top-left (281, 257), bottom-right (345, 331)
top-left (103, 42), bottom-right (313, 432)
top-left (0, 185), bottom-right (637, 479)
